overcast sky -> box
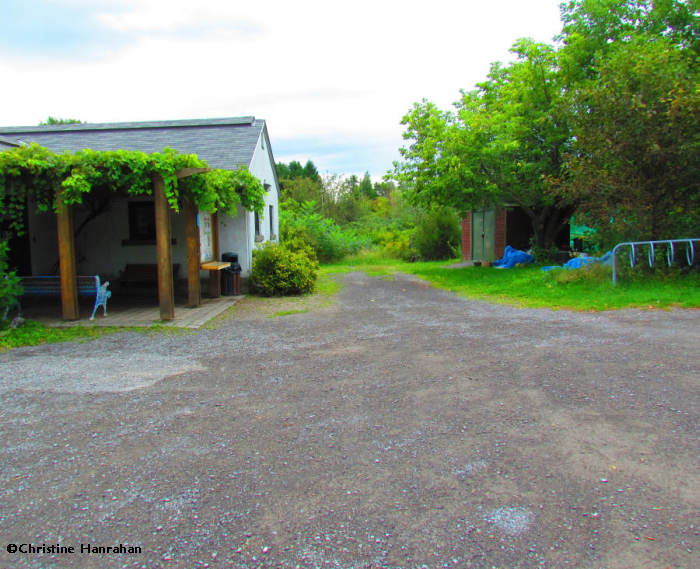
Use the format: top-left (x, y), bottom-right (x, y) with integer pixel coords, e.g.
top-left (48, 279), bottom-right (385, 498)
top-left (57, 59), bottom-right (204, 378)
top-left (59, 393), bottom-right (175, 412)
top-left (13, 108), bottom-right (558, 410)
top-left (1, 0), bottom-right (564, 178)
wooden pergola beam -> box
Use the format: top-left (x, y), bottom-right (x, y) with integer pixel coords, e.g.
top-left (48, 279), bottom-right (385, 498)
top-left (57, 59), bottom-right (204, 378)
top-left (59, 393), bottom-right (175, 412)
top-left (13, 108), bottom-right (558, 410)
top-left (176, 167), bottom-right (211, 179)
top-left (56, 191), bottom-right (79, 320)
top-left (184, 199), bottom-right (201, 307)
top-left (153, 173), bottom-right (175, 321)
top-left (176, 167), bottom-right (211, 308)
top-left (153, 168), bottom-right (211, 317)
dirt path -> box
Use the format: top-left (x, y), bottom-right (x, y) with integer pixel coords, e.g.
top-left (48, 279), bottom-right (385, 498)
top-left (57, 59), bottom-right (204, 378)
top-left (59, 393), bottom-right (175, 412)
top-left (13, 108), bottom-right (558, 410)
top-left (1, 272), bottom-right (698, 568)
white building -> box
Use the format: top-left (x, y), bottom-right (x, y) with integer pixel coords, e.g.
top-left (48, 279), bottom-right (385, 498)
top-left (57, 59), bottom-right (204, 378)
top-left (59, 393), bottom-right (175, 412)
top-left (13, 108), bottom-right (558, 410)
top-left (0, 117), bottom-right (280, 279)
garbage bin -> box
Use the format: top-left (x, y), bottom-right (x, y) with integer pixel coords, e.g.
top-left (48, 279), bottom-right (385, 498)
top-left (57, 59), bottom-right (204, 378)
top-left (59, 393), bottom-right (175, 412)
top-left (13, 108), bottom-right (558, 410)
top-left (221, 252), bottom-right (241, 296)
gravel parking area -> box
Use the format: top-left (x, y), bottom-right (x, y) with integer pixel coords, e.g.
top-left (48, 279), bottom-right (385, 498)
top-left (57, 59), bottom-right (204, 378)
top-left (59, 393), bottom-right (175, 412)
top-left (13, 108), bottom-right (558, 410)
top-left (1, 271), bottom-right (698, 568)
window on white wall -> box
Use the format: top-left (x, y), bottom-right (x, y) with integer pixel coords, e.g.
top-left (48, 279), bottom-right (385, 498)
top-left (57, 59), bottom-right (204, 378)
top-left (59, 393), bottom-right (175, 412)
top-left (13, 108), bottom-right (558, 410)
top-left (269, 205), bottom-right (274, 237)
top-left (128, 202), bottom-right (155, 241)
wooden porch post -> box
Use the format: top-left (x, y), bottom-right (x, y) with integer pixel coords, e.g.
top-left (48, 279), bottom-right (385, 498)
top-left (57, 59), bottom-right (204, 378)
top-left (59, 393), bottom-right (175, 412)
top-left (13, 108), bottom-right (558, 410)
top-left (153, 174), bottom-right (175, 321)
top-left (208, 213), bottom-right (221, 298)
top-left (56, 191), bottom-right (79, 320)
top-left (184, 199), bottom-right (201, 307)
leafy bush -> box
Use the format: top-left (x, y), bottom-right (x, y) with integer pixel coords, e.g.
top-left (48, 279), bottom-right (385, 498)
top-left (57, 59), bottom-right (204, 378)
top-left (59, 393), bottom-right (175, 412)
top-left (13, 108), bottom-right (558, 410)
top-left (529, 241), bottom-right (560, 265)
top-left (0, 241), bottom-right (22, 326)
top-left (411, 206), bottom-right (461, 260)
top-left (542, 262), bottom-right (612, 285)
top-left (250, 242), bottom-right (319, 296)
top-left (373, 227), bottom-right (417, 260)
top-left (280, 200), bottom-right (368, 262)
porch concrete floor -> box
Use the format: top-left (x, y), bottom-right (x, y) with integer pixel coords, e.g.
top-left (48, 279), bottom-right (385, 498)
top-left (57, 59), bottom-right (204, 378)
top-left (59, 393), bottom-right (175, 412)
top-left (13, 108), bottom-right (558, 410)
top-left (20, 294), bottom-right (244, 329)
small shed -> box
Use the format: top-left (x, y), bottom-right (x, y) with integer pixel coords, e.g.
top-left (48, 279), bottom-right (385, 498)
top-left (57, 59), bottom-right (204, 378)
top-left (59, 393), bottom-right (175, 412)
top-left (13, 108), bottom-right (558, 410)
top-left (462, 207), bottom-right (569, 261)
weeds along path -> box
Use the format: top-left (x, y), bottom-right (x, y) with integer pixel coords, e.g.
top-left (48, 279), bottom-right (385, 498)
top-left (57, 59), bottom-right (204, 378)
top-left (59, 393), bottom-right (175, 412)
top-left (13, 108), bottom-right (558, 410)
top-left (1, 271), bottom-right (698, 569)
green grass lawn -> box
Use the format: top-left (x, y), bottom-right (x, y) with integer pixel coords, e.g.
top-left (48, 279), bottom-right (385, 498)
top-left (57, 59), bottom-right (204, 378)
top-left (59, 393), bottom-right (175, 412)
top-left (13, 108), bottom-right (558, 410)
top-left (0, 319), bottom-right (123, 351)
top-left (0, 320), bottom-right (191, 352)
top-left (322, 252), bottom-right (700, 311)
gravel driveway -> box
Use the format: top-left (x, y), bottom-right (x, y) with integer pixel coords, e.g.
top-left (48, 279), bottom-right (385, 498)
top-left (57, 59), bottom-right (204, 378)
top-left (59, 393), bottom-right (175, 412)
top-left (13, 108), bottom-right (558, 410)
top-left (1, 271), bottom-right (698, 569)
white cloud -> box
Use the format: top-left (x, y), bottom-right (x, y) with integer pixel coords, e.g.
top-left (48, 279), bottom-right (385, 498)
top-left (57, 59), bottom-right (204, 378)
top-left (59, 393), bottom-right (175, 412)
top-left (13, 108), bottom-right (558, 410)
top-left (1, 0), bottom-right (563, 175)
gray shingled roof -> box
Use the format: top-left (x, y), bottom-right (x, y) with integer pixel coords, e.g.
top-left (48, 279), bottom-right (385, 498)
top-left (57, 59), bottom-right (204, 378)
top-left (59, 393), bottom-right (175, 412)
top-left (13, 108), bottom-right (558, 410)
top-left (0, 135), bottom-right (19, 148)
top-left (0, 117), bottom-right (265, 169)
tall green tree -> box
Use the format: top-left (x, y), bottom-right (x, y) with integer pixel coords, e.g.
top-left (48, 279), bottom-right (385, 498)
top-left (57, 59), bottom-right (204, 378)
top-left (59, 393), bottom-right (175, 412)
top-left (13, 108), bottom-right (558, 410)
top-left (393, 39), bottom-right (574, 248)
top-left (560, 38), bottom-right (699, 242)
top-left (302, 160), bottom-right (320, 182)
top-left (556, 0), bottom-right (700, 244)
top-left (359, 172), bottom-right (376, 199)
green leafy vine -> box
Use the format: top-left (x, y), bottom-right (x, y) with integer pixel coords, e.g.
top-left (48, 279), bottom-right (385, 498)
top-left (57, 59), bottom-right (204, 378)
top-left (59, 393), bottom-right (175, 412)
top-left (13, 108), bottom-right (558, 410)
top-left (0, 144), bottom-right (267, 236)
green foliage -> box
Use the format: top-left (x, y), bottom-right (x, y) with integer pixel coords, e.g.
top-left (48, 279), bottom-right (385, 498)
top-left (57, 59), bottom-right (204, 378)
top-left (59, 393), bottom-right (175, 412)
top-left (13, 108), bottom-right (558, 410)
top-left (411, 206), bottom-right (461, 260)
top-left (559, 38), bottom-right (699, 244)
top-left (529, 240), bottom-right (560, 265)
top-left (39, 117), bottom-right (83, 125)
top-left (0, 241), bottom-right (22, 323)
top-left (198, 167), bottom-right (266, 216)
top-left (558, 0), bottom-right (699, 81)
top-left (280, 200), bottom-right (368, 262)
top-left (250, 242), bottom-right (319, 296)
top-left (392, 1), bottom-right (698, 250)
top-left (280, 176), bottom-right (325, 204)
top-left (359, 172), bottom-right (376, 199)
top-left (392, 39), bottom-right (574, 249)
top-left (542, 262), bottom-right (611, 286)
top-left (0, 144), bottom-right (267, 237)
top-left (276, 160), bottom-right (321, 184)
top-left (0, 143), bottom-right (71, 234)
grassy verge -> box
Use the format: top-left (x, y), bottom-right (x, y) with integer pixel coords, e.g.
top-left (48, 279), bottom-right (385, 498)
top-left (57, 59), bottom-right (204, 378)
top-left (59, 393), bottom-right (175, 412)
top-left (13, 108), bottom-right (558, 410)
top-left (322, 252), bottom-right (700, 310)
top-left (0, 320), bottom-right (128, 351)
top-left (0, 318), bottom-right (194, 352)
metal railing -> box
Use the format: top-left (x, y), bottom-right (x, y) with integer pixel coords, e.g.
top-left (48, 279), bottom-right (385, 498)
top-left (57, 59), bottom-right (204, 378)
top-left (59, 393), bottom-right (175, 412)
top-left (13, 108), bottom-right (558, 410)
top-left (612, 238), bottom-right (699, 285)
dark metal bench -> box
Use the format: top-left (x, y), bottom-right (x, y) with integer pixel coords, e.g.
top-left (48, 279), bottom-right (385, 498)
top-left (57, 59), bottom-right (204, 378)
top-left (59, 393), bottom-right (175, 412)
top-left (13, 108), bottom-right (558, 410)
top-left (20, 275), bottom-right (111, 320)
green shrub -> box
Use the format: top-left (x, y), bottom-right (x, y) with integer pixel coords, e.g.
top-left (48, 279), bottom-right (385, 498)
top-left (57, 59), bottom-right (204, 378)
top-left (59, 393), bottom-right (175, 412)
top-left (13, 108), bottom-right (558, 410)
top-left (250, 242), bottom-right (319, 296)
top-left (373, 227), bottom-right (417, 260)
top-left (411, 206), bottom-right (461, 260)
top-left (529, 241), bottom-right (560, 265)
top-left (542, 262), bottom-right (612, 285)
top-left (0, 241), bottom-right (22, 326)
top-left (280, 201), bottom-right (368, 262)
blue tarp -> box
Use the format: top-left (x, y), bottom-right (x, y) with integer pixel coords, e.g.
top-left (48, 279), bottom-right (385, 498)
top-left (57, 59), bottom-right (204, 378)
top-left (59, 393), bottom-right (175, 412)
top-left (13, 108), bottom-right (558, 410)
top-left (542, 251), bottom-right (613, 271)
top-left (493, 245), bottom-right (535, 269)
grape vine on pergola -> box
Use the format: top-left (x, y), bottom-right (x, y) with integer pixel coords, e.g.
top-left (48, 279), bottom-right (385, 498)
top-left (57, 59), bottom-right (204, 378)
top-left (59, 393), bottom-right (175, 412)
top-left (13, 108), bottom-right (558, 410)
top-left (0, 144), bottom-right (267, 321)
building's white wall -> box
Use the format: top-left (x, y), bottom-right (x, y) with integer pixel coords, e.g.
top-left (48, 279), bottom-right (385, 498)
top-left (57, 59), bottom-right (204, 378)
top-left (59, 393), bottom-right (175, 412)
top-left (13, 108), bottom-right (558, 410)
top-left (218, 207), bottom-right (250, 275)
top-left (218, 128), bottom-right (280, 276)
top-left (28, 195), bottom-right (189, 281)
top-left (247, 134), bottom-right (280, 245)
top-left (74, 197), bottom-right (188, 280)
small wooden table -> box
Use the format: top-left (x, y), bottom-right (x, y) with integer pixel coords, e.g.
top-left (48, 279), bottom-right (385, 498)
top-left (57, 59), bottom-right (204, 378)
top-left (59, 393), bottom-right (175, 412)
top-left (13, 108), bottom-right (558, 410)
top-left (201, 261), bottom-right (230, 298)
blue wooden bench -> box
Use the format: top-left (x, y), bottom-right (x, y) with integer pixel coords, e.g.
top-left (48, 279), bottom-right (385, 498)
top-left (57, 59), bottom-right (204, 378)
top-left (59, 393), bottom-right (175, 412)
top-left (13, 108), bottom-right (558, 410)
top-left (19, 275), bottom-right (111, 320)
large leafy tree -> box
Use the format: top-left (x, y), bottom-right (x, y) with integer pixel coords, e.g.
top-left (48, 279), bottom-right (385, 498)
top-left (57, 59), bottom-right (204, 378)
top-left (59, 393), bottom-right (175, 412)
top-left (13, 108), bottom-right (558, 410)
top-left (557, 0), bottom-right (700, 243)
top-left (559, 0), bottom-right (698, 58)
top-left (393, 39), bottom-right (574, 248)
top-left (560, 38), bottom-right (699, 242)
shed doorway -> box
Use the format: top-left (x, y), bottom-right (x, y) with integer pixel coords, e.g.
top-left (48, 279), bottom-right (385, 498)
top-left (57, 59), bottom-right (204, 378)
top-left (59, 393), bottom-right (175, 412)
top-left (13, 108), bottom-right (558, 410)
top-left (471, 210), bottom-right (495, 261)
